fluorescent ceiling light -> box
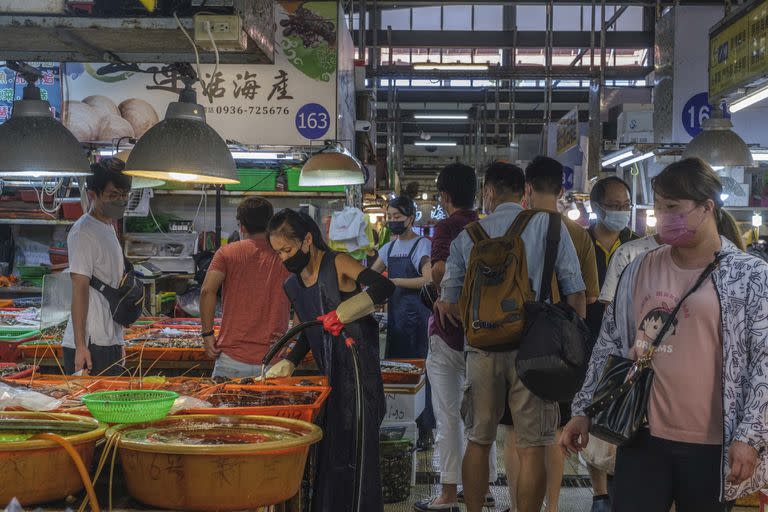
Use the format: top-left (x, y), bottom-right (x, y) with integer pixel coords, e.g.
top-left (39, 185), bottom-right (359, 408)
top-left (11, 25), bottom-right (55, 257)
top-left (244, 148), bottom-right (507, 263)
top-left (231, 151), bottom-right (299, 160)
top-left (414, 141), bottom-right (457, 146)
top-left (412, 64), bottom-right (489, 71)
top-left (413, 114), bottom-right (468, 120)
top-left (601, 149), bottom-right (635, 167)
top-left (751, 152), bottom-right (768, 161)
top-left (712, 165), bottom-right (725, 171)
top-left (728, 83), bottom-right (768, 113)
top-left (619, 151), bottom-right (655, 167)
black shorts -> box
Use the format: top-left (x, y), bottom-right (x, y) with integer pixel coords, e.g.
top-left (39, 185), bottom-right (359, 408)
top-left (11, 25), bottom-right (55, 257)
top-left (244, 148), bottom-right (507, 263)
top-left (63, 344), bottom-right (125, 376)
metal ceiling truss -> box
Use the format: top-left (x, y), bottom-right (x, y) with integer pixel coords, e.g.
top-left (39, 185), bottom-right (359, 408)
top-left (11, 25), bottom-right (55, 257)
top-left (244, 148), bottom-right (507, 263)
top-left (354, 29), bottom-right (652, 48)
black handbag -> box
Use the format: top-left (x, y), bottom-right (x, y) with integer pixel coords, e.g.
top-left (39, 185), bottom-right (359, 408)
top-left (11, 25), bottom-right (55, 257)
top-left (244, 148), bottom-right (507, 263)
top-left (516, 212), bottom-right (594, 403)
top-left (585, 253), bottom-right (722, 446)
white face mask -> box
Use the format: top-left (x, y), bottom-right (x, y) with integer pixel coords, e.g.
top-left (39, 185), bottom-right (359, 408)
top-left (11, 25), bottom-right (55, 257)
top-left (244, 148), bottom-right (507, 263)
top-left (599, 209), bottom-right (631, 232)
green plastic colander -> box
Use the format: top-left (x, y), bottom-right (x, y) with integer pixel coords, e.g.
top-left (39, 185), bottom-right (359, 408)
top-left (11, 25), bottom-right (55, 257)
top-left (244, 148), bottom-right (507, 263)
top-left (81, 390), bottom-right (178, 424)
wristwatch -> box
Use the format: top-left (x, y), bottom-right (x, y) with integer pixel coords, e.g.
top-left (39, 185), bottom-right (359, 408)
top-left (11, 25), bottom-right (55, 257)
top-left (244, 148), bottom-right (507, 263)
top-left (201, 329), bottom-right (215, 338)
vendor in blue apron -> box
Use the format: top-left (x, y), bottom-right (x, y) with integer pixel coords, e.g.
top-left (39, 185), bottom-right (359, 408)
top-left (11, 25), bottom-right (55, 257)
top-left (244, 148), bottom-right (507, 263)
top-left (265, 209), bottom-right (395, 512)
top-left (372, 196), bottom-right (435, 446)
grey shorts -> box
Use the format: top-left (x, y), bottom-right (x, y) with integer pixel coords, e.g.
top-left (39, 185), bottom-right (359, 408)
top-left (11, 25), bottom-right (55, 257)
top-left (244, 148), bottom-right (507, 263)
top-left (461, 347), bottom-right (559, 448)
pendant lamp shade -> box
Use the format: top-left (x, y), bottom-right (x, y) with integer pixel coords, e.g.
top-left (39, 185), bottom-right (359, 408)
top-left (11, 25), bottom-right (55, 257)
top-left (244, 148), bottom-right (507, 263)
top-left (114, 150), bottom-right (165, 189)
top-left (0, 95), bottom-right (90, 178)
top-left (299, 143), bottom-right (364, 186)
top-left (683, 115), bottom-right (754, 167)
top-left (125, 100), bottom-right (238, 184)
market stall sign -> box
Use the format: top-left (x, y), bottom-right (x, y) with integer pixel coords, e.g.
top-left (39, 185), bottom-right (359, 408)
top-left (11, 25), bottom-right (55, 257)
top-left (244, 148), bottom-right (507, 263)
top-left (709, 0), bottom-right (768, 99)
top-left (61, 1), bottom-right (346, 146)
top-left (556, 108), bottom-right (578, 154)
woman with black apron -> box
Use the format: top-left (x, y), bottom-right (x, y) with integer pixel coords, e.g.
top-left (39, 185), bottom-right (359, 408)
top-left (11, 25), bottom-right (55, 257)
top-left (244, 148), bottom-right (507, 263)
top-left (371, 196), bottom-right (435, 446)
top-left (265, 209), bottom-right (395, 512)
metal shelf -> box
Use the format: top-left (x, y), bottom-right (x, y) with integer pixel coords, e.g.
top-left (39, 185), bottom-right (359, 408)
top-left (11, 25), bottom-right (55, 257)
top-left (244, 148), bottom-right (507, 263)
top-left (0, 287), bottom-right (42, 294)
top-left (0, 218), bottom-right (75, 225)
top-left (153, 190), bottom-right (346, 199)
top-left (0, 14), bottom-right (273, 64)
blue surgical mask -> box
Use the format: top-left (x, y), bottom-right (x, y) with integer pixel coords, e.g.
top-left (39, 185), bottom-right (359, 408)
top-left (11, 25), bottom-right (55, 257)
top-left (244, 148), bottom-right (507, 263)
top-left (599, 209), bottom-right (631, 232)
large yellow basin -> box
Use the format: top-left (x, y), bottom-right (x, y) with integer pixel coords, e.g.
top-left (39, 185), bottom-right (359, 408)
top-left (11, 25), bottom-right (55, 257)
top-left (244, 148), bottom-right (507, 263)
top-left (108, 414), bottom-right (323, 511)
top-left (0, 412), bottom-right (105, 506)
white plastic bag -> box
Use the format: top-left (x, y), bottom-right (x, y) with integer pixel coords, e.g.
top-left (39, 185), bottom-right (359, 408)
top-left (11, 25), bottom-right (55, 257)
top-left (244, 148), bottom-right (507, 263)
top-left (0, 382), bottom-right (63, 412)
top-left (169, 395), bottom-right (212, 414)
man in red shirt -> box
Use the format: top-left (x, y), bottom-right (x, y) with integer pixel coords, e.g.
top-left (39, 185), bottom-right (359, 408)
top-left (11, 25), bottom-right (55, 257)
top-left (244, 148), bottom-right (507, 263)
top-left (200, 197), bottom-right (290, 378)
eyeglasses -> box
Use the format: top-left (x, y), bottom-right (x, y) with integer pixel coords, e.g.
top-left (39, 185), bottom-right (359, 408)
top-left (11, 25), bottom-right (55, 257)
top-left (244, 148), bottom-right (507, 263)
top-left (104, 191), bottom-right (131, 201)
top-left (599, 201), bottom-right (633, 212)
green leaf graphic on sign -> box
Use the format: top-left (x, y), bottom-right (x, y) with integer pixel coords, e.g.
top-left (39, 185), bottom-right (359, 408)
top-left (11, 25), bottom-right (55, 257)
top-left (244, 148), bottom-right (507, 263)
top-left (279, 1), bottom-right (337, 82)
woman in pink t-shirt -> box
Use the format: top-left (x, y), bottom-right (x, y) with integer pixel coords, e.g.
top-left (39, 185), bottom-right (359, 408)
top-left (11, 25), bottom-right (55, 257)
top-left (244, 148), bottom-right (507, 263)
top-left (563, 158), bottom-right (768, 511)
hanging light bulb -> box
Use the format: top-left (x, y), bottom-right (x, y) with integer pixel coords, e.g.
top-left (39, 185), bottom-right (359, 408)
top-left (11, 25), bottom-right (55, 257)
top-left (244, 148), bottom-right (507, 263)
top-left (125, 63), bottom-right (237, 184)
top-left (567, 205), bottom-right (581, 221)
top-left (0, 61), bottom-right (90, 178)
top-left (753, 212), bottom-right (763, 228)
top-left (421, 192), bottom-right (428, 200)
top-left (646, 210), bottom-right (657, 228)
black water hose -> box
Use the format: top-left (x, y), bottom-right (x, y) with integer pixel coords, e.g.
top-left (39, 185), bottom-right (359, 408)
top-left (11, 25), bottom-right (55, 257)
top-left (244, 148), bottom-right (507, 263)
top-left (262, 320), bottom-right (365, 512)
top-left (343, 329), bottom-right (365, 512)
top-left (261, 320), bottom-right (322, 369)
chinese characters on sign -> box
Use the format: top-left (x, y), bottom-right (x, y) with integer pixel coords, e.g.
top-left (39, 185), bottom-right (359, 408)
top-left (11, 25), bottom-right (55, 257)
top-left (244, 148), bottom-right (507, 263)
top-left (709, 0), bottom-right (768, 99)
top-left (197, 69), bottom-right (295, 104)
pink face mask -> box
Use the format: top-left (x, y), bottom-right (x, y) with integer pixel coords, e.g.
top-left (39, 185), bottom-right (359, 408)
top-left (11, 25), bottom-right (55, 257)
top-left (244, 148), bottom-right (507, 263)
top-left (656, 207), bottom-right (706, 246)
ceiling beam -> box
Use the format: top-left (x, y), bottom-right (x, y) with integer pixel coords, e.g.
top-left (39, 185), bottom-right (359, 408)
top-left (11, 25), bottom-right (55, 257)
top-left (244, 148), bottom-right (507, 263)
top-left (377, 110), bottom-right (591, 123)
top-left (354, 1), bottom-right (723, 6)
top-left (355, 29), bottom-right (652, 48)
top-left (370, 64), bottom-right (652, 79)
top-left (376, 88), bottom-right (592, 103)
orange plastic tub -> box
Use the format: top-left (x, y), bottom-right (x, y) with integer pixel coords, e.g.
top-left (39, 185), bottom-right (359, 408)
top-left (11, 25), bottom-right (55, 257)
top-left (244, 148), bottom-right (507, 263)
top-left (0, 412), bottom-right (106, 506)
top-left (381, 358), bottom-right (426, 385)
top-left (188, 385), bottom-right (331, 422)
top-left (108, 414), bottom-right (322, 510)
top-left (125, 345), bottom-right (210, 361)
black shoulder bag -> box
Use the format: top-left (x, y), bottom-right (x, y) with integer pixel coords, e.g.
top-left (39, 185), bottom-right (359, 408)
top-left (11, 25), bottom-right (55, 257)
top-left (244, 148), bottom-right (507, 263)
top-left (585, 253), bottom-right (723, 446)
top-left (515, 213), bottom-right (593, 403)
top-left (89, 260), bottom-right (145, 328)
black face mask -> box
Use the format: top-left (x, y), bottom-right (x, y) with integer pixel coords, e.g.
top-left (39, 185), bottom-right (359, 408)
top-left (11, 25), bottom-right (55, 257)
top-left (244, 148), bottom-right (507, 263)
top-left (388, 221), bottom-right (407, 235)
top-left (283, 247), bottom-right (311, 274)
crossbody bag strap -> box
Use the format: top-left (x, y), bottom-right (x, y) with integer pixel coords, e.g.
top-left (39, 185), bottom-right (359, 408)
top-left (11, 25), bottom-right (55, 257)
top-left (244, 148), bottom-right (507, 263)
top-left (538, 212), bottom-right (561, 303)
top-left (648, 252), bottom-right (724, 352)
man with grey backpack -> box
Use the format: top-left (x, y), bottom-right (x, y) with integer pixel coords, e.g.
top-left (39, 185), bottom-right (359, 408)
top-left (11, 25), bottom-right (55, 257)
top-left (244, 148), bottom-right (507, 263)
top-left (435, 162), bottom-right (586, 512)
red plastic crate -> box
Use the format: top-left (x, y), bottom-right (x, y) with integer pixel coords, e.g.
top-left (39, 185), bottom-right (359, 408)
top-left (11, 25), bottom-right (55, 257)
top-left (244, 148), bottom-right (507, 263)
top-left (61, 200), bottom-right (83, 220)
top-left (186, 384), bottom-right (331, 422)
top-left (0, 362), bottom-right (38, 379)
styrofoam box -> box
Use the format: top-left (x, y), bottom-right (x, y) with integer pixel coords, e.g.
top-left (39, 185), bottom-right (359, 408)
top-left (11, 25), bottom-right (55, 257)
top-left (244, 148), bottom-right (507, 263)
top-left (380, 420), bottom-right (418, 486)
top-left (383, 383), bottom-right (426, 423)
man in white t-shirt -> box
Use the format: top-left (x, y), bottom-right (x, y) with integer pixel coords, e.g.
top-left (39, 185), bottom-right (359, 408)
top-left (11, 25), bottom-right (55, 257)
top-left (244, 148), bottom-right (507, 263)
top-left (598, 234), bottom-right (661, 304)
top-left (63, 158), bottom-right (131, 376)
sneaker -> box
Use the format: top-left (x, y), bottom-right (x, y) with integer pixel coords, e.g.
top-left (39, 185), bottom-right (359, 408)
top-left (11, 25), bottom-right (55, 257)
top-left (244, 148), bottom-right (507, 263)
top-left (457, 490), bottom-right (496, 507)
top-left (413, 497), bottom-right (460, 512)
top-left (590, 496), bottom-right (611, 512)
